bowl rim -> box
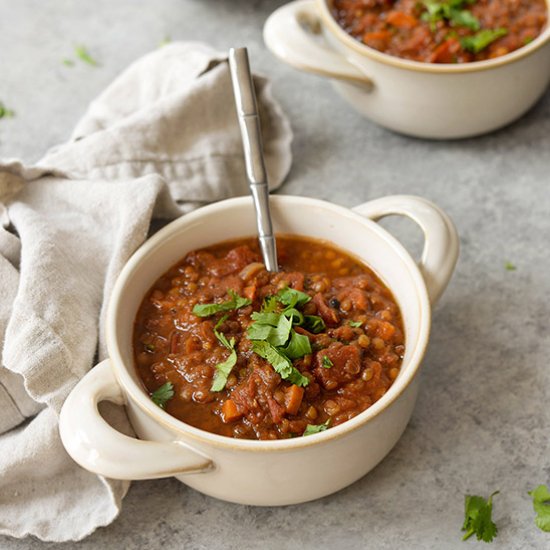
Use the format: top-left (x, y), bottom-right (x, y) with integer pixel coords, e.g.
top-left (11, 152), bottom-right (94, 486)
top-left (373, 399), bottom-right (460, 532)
top-left (106, 195), bottom-right (431, 452)
top-left (319, 0), bottom-right (550, 74)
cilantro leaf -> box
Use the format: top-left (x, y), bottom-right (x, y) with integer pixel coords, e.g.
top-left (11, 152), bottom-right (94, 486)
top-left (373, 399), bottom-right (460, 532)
top-left (251, 341), bottom-right (309, 387)
top-left (193, 290), bottom-right (251, 317)
top-left (0, 102), bottom-right (15, 119)
top-left (321, 355), bottom-right (333, 369)
top-left (505, 261), bottom-right (516, 271)
top-left (449, 9), bottom-right (480, 31)
top-left (151, 382), bottom-right (174, 409)
top-left (282, 307), bottom-right (304, 326)
top-left (460, 28), bottom-right (508, 54)
top-left (303, 419), bottom-right (331, 436)
top-left (348, 320), bottom-right (362, 328)
top-left (211, 315), bottom-right (238, 391)
top-left (261, 295), bottom-right (279, 313)
top-left (462, 491), bottom-right (499, 542)
top-left (75, 45), bottom-right (99, 66)
top-left (282, 330), bottom-right (311, 359)
top-left (303, 315), bottom-right (326, 333)
top-left (528, 485), bottom-right (550, 532)
top-left (276, 287), bottom-right (311, 308)
top-left (211, 348), bottom-right (237, 392)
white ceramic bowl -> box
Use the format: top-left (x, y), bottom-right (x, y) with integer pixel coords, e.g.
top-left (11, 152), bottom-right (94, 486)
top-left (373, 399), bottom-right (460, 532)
top-left (264, 0), bottom-right (550, 139)
top-left (59, 195), bottom-right (458, 505)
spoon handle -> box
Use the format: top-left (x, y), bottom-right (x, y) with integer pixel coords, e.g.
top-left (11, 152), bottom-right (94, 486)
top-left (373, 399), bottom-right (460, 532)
top-left (228, 47), bottom-right (279, 273)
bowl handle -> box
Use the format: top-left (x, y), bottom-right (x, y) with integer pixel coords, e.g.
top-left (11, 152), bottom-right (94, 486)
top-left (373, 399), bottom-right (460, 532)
top-left (352, 195), bottom-right (459, 305)
top-left (59, 359), bottom-right (213, 480)
top-left (263, 0), bottom-right (373, 88)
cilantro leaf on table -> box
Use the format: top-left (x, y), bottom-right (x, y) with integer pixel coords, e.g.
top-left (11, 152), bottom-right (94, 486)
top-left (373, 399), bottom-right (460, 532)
top-left (0, 101), bottom-right (15, 119)
top-left (460, 28), bottom-right (508, 54)
top-left (504, 261), bottom-right (516, 271)
top-left (303, 419), bottom-right (331, 436)
top-left (462, 491), bottom-right (499, 542)
top-left (211, 315), bottom-right (238, 392)
top-left (75, 45), bottom-right (99, 66)
top-left (193, 290), bottom-right (251, 317)
top-left (150, 382), bottom-right (174, 409)
top-left (528, 485), bottom-right (550, 532)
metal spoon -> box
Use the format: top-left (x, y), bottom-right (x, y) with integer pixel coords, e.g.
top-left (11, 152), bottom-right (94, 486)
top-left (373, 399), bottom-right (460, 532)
top-left (228, 47), bottom-right (279, 273)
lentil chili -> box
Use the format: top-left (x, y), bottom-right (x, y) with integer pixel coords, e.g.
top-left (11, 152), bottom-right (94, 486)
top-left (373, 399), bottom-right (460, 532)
top-left (331, 0), bottom-right (547, 63)
top-left (134, 236), bottom-right (405, 440)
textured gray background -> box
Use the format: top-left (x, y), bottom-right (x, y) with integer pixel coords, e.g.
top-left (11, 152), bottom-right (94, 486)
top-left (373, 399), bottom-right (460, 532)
top-left (1, 0), bottom-right (549, 548)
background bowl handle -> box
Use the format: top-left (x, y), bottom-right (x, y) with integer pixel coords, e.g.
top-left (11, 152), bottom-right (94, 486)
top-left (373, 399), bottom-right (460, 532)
top-left (59, 359), bottom-right (213, 480)
top-left (352, 195), bottom-right (459, 305)
top-left (263, 0), bottom-right (373, 88)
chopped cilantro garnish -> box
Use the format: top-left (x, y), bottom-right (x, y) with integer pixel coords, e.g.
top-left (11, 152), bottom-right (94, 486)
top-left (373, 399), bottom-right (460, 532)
top-left (303, 419), bottom-right (331, 436)
top-left (211, 315), bottom-right (238, 392)
top-left (528, 485), bottom-right (550, 532)
top-left (281, 330), bottom-right (311, 359)
top-left (460, 28), bottom-right (508, 54)
top-left (151, 382), bottom-right (174, 409)
top-left (504, 261), bottom-right (516, 271)
top-left (462, 491), bottom-right (499, 542)
top-left (276, 287), bottom-right (311, 308)
top-left (303, 315), bottom-right (326, 333)
top-left (193, 290), bottom-right (251, 317)
top-left (159, 35), bottom-right (171, 47)
top-left (321, 355), bottom-right (333, 369)
top-left (0, 102), bottom-right (15, 119)
top-left (75, 45), bottom-right (99, 66)
top-left (348, 320), bottom-right (362, 328)
top-left (252, 341), bottom-right (309, 387)
top-left (421, 0), bottom-right (478, 32)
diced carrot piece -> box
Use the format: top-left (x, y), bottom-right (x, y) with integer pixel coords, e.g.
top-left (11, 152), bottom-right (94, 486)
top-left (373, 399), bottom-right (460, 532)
top-left (284, 385), bottom-right (304, 416)
top-left (386, 11), bottom-right (417, 29)
top-left (222, 399), bottom-right (242, 423)
top-left (377, 321), bottom-right (396, 340)
top-left (243, 284), bottom-right (257, 301)
top-left (430, 38), bottom-right (461, 63)
top-left (362, 31), bottom-right (392, 50)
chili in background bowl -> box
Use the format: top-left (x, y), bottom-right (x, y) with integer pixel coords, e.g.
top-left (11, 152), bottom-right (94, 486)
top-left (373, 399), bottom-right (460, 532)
top-left (59, 194), bottom-right (458, 506)
top-left (263, 0), bottom-right (550, 139)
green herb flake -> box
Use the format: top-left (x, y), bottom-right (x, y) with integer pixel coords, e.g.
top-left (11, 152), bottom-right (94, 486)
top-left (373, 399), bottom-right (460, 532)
top-left (193, 290), bottom-right (251, 317)
top-left (251, 340), bottom-right (309, 387)
top-left (151, 382), bottom-right (174, 409)
top-left (504, 261), bottom-right (516, 271)
top-left (460, 28), bottom-right (508, 54)
top-left (62, 58), bottom-right (75, 67)
top-left (303, 315), bottom-right (326, 333)
top-left (159, 34), bottom-right (172, 47)
top-left (282, 330), bottom-right (312, 359)
top-left (528, 485), bottom-right (550, 532)
top-left (321, 355), bottom-right (333, 369)
top-left (211, 315), bottom-right (238, 392)
top-left (303, 419), bottom-right (331, 436)
top-left (348, 320), bottom-right (362, 328)
top-left (75, 45), bottom-right (99, 66)
top-left (144, 343), bottom-right (156, 352)
top-left (523, 36), bottom-right (534, 45)
top-left (450, 9), bottom-right (480, 31)
top-left (0, 102), bottom-right (15, 119)
top-left (462, 491), bottom-right (499, 543)
top-left (276, 287), bottom-right (311, 309)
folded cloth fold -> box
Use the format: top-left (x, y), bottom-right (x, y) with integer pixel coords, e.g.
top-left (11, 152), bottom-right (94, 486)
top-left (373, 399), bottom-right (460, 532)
top-left (0, 41), bottom-right (292, 542)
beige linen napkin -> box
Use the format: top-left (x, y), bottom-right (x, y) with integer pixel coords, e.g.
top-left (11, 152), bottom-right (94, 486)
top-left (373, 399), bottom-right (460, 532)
top-left (0, 41), bottom-right (292, 542)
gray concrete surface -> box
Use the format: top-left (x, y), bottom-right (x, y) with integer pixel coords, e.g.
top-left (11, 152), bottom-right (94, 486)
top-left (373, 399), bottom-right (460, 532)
top-left (1, 0), bottom-right (549, 548)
